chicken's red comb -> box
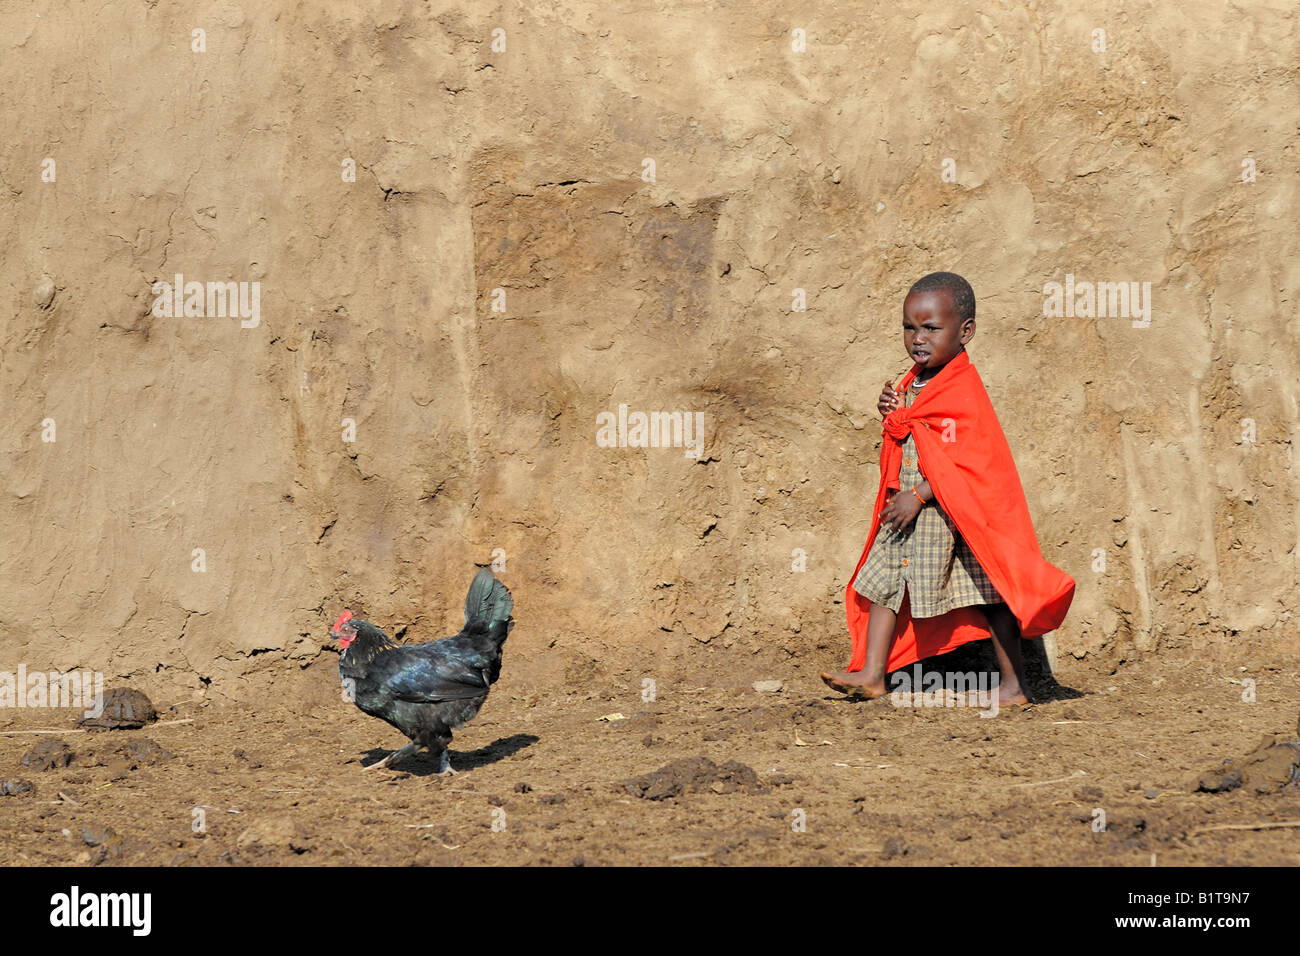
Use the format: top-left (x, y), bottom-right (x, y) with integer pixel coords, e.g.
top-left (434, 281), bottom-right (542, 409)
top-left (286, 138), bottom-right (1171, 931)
top-left (332, 610), bottom-right (353, 633)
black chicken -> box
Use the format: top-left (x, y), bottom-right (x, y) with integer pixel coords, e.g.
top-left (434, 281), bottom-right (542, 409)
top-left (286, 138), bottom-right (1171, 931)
top-left (332, 569), bottom-right (514, 774)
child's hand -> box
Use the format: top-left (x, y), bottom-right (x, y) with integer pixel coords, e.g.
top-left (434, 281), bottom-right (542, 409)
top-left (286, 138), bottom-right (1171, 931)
top-left (878, 488), bottom-right (924, 533)
top-left (878, 380), bottom-right (900, 417)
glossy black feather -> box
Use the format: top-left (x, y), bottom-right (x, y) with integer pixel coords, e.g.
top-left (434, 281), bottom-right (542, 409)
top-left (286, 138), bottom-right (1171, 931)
top-left (339, 570), bottom-right (513, 766)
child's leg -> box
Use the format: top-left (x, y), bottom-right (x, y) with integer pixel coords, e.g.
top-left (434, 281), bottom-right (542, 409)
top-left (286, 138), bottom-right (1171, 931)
top-left (979, 602), bottom-right (1032, 705)
top-left (821, 598), bottom-right (898, 697)
top-left (859, 600), bottom-right (899, 690)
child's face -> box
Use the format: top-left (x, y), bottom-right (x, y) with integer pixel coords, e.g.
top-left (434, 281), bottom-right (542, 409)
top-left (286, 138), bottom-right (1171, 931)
top-left (902, 289), bottom-right (974, 372)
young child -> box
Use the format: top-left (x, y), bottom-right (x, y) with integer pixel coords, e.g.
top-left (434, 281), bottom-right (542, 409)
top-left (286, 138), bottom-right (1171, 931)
top-left (821, 272), bottom-right (1075, 707)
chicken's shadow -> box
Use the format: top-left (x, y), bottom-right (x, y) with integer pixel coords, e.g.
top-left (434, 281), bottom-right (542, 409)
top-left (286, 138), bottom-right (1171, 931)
top-left (361, 733), bottom-right (539, 777)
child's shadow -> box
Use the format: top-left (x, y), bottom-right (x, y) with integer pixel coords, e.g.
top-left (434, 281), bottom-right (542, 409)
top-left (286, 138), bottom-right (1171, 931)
top-left (826, 640), bottom-right (1084, 704)
top-left (903, 640), bottom-right (1084, 703)
top-left (1019, 639), bottom-right (1085, 701)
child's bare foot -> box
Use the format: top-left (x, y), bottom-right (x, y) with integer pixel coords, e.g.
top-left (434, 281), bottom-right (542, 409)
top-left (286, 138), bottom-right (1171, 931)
top-left (820, 670), bottom-right (889, 699)
top-left (954, 684), bottom-right (1034, 713)
top-left (998, 684), bottom-right (1032, 707)
top-left (977, 680), bottom-right (1032, 709)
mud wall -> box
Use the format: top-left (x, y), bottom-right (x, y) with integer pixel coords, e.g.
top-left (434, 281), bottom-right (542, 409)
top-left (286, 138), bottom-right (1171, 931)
top-left (2, 1), bottom-right (1296, 701)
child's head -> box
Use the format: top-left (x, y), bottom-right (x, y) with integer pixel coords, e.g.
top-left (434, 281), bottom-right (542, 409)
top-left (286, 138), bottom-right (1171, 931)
top-left (902, 272), bottom-right (975, 374)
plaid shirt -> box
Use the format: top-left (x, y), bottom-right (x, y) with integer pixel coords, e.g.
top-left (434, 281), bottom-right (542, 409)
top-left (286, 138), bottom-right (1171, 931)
top-left (851, 378), bottom-right (1003, 617)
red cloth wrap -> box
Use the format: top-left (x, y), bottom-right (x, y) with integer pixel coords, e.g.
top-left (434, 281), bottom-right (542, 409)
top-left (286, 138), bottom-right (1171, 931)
top-left (844, 350), bottom-right (1075, 672)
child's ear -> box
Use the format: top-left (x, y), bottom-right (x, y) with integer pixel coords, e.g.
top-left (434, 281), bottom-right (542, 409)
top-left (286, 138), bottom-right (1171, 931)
top-left (961, 319), bottom-right (976, 343)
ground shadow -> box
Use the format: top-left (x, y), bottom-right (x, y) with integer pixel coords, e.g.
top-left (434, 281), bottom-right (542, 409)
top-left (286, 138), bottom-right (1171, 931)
top-left (823, 638), bottom-right (1086, 705)
top-left (360, 733), bottom-right (539, 776)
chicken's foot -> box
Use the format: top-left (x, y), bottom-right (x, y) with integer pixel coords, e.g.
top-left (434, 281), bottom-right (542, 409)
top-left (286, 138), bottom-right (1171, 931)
top-left (363, 743), bottom-right (422, 771)
top-left (434, 750), bottom-right (458, 775)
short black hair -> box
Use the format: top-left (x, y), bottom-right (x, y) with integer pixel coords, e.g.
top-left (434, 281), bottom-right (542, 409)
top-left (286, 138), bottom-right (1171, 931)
top-left (907, 272), bottom-right (975, 324)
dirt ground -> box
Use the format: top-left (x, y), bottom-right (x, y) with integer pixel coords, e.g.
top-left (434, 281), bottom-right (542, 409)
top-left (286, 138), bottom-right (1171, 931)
top-left (2, 646), bottom-right (1297, 867)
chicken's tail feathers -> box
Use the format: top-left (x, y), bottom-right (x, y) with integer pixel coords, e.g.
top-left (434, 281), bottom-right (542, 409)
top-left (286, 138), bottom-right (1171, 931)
top-left (464, 568), bottom-right (513, 629)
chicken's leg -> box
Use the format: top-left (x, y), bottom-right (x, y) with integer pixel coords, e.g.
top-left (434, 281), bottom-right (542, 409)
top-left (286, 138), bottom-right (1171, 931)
top-left (433, 749), bottom-right (458, 776)
top-left (363, 742), bottom-right (421, 771)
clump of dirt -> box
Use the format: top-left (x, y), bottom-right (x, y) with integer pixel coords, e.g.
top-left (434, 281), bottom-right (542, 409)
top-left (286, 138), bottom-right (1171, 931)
top-left (80, 826), bottom-right (123, 864)
top-left (1196, 734), bottom-right (1300, 794)
top-left (626, 756), bottom-right (775, 800)
top-left (20, 737), bottom-right (73, 771)
top-left (77, 687), bottom-right (157, 730)
top-left (236, 813), bottom-right (314, 855)
top-left (0, 779), bottom-right (33, 797)
top-left (113, 738), bottom-right (173, 767)
top-left (881, 835), bottom-right (929, 859)
top-left (81, 738), bottom-right (174, 780)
